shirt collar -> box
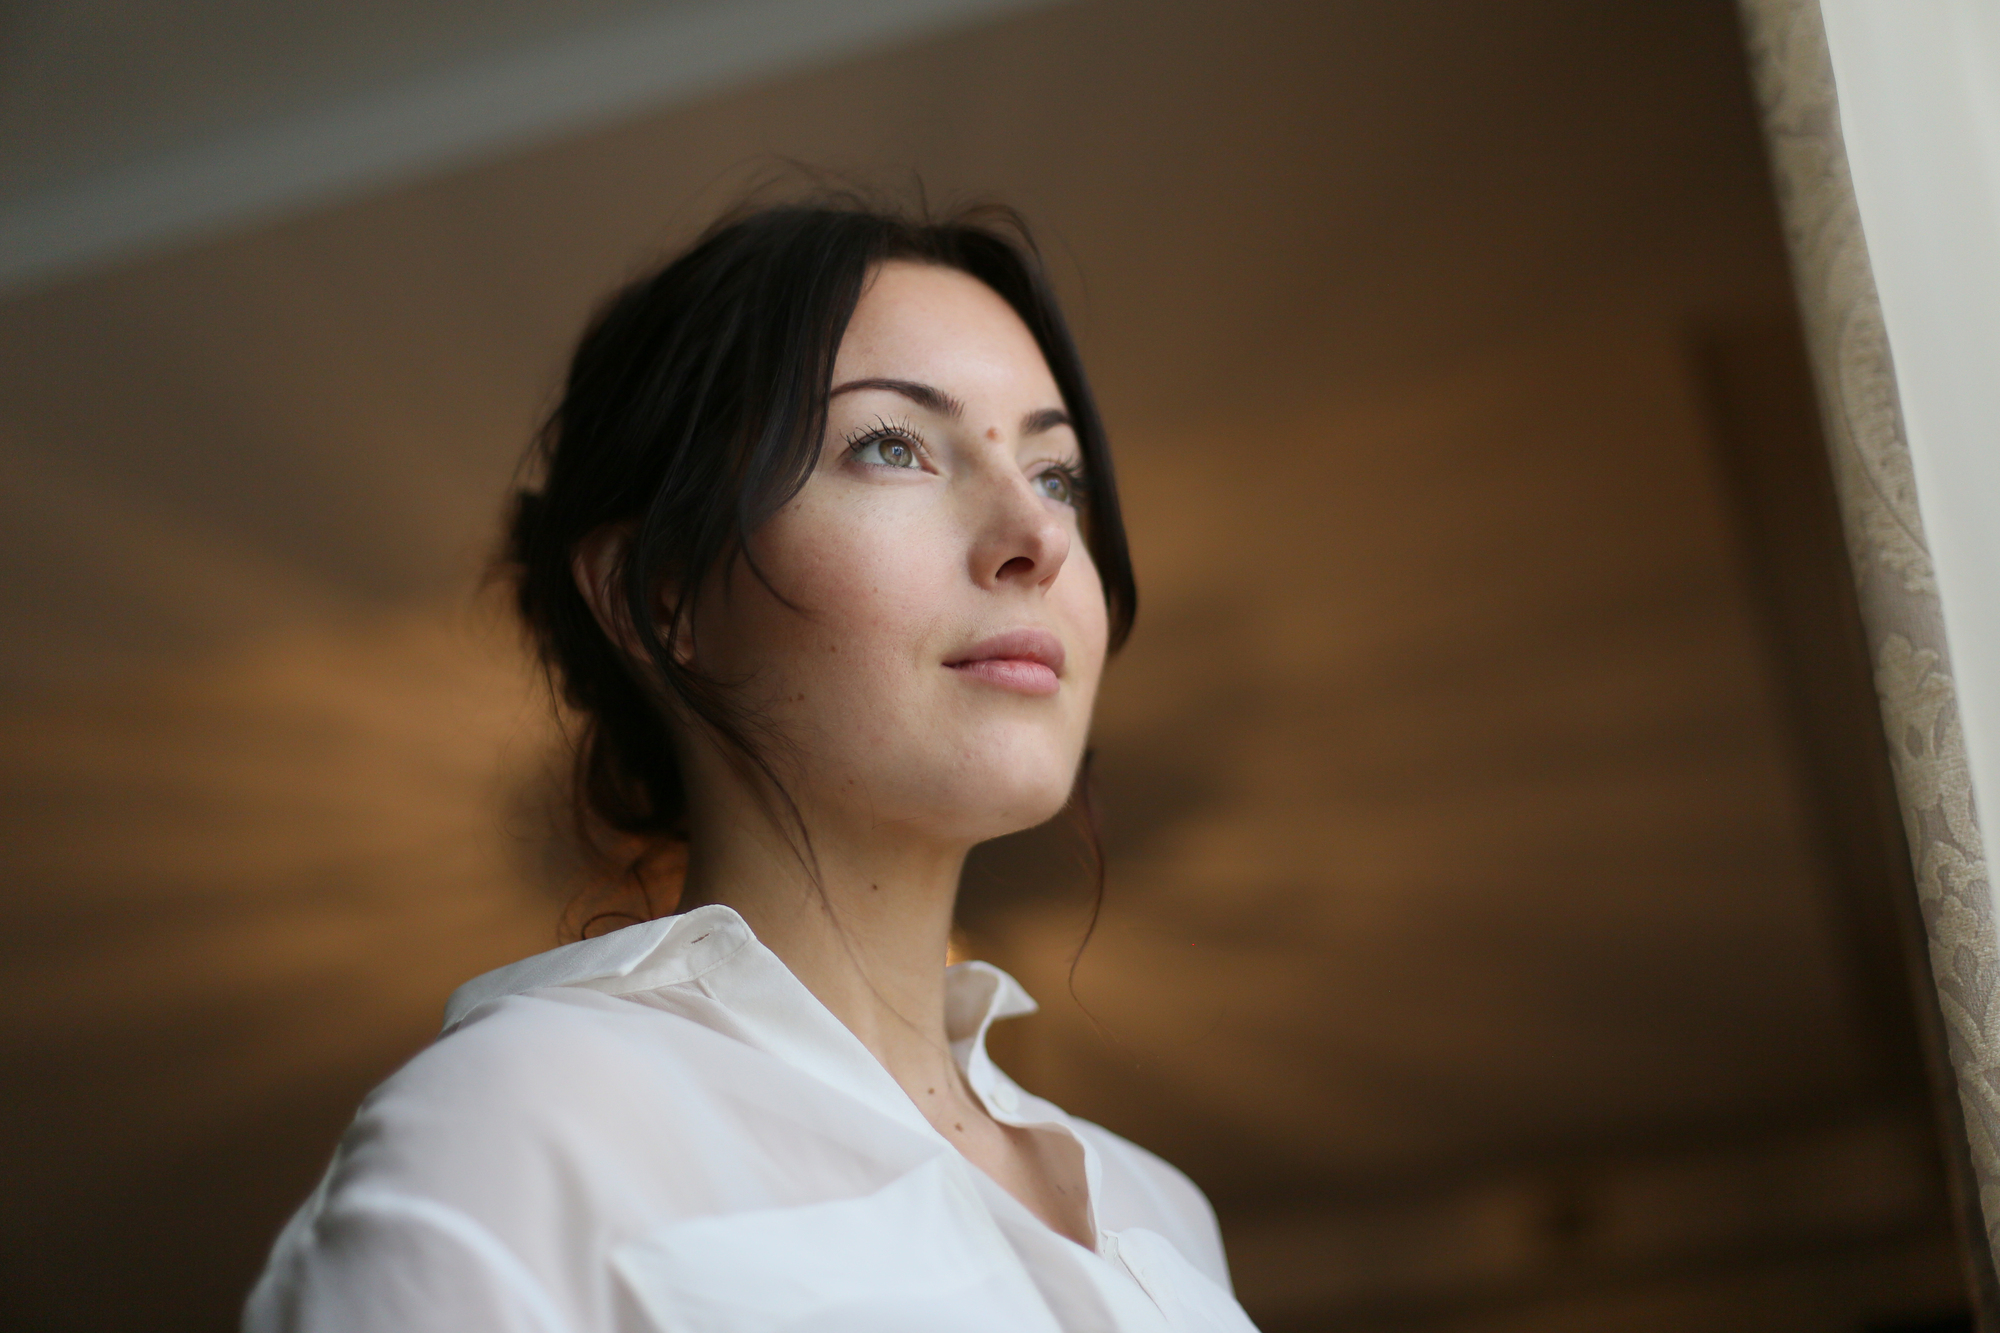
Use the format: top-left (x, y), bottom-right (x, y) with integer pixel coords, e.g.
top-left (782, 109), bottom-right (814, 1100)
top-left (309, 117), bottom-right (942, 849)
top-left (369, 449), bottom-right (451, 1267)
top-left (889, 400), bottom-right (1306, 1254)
top-left (442, 903), bottom-right (1040, 1134)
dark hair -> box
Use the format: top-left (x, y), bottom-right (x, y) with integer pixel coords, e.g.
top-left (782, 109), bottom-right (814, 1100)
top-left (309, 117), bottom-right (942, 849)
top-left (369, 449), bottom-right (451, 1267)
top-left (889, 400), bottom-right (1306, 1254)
top-left (504, 198), bottom-right (1136, 931)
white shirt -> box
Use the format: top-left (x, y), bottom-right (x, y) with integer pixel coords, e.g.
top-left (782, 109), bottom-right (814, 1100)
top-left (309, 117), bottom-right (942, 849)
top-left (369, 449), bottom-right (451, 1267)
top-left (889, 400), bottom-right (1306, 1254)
top-left (245, 904), bottom-right (1261, 1332)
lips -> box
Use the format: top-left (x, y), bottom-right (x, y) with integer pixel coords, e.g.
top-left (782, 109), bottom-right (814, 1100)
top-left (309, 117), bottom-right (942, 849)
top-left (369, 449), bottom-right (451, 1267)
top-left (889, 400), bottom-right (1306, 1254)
top-left (945, 628), bottom-right (1066, 697)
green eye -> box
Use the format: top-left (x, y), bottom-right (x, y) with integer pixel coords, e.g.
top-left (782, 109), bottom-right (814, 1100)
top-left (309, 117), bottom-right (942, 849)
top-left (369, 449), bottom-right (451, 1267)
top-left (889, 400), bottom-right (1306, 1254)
top-left (847, 426), bottom-right (924, 469)
top-left (1036, 465), bottom-right (1084, 507)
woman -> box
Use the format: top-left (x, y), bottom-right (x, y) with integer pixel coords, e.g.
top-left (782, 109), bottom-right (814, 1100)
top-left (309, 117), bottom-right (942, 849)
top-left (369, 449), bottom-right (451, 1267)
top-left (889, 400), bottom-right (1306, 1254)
top-left (246, 200), bottom-right (1260, 1332)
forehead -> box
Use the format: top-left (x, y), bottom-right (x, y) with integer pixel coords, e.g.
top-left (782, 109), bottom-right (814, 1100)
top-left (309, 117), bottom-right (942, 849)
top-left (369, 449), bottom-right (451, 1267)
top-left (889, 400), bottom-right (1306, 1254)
top-left (834, 261), bottom-right (1056, 394)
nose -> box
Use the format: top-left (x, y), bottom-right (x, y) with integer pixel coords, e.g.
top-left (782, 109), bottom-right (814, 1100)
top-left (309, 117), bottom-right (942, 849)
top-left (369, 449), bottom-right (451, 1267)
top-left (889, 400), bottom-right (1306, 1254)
top-left (968, 465), bottom-right (1073, 595)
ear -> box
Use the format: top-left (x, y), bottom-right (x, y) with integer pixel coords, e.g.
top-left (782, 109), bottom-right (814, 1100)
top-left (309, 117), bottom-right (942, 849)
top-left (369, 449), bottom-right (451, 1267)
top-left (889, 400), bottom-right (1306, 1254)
top-left (572, 523), bottom-right (692, 667)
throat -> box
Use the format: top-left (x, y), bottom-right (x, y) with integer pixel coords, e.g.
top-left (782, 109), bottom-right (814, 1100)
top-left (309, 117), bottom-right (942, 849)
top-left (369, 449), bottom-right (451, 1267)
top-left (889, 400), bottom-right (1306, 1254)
top-left (908, 1064), bottom-right (1094, 1248)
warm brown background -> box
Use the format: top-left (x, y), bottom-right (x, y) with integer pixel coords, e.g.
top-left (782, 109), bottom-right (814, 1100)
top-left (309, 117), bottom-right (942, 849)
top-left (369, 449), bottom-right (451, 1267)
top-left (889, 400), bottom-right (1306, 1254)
top-left (0, 1), bottom-right (1971, 1329)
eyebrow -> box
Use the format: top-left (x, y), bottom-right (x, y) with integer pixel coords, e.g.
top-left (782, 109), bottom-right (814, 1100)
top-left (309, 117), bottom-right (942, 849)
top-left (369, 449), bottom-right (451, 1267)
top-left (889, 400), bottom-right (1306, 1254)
top-left (829, 378), bottom-right (964, 419)
top-left (829, 378), bottom-right (1074, 440)
top-left (1020, 407), bottom-right (1072, 436)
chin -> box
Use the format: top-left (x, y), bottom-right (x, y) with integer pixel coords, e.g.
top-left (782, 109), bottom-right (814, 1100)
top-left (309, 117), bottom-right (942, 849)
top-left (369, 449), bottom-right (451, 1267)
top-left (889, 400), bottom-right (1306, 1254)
top-left (983, 780), bottom-right (1077, 840)
top-left (845, 707), bottom-right (1088, 843)
top-left (941, 738), bottom-right (1084, 842)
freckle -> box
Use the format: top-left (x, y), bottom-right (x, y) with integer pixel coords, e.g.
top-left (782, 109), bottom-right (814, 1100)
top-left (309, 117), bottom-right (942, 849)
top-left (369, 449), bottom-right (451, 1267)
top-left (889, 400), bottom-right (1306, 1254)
top-left (986, 426), bottom-right (1001, 441)
top-left (955, 1123), bottom-right (965, 1132)
top-left (927, 1088), bottom-right (936, 1095)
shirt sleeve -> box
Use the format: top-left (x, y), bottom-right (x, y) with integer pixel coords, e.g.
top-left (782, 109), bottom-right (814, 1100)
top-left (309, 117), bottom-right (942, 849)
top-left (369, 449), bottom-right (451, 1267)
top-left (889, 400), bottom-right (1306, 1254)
top-left (244, 1186), bottom-right (571, 1333)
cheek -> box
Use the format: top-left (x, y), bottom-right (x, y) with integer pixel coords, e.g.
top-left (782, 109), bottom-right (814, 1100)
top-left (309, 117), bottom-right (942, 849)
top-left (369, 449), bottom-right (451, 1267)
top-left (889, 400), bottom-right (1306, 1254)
top-left (1055, 555), bottom-right (1111, 692)
top-left (705, 486), bottom-right (1109, 803)
top-left (733, 491), bottom-right (951, 685)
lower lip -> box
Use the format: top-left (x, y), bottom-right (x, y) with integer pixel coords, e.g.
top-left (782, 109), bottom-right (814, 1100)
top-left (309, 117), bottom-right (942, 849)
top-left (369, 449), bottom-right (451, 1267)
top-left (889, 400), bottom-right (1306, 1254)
top-left (947, 659), bottom-right (1061, 696)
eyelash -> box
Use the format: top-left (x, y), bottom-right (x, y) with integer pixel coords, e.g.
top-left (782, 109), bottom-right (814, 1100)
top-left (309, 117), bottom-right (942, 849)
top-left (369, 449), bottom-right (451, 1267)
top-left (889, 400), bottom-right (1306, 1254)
top-left (1036, 461), bottom-right (1090, 509)
top-left (843, 417), bottom-right (931, 465)
top-left (841, 418), bottom-right (1090, 509)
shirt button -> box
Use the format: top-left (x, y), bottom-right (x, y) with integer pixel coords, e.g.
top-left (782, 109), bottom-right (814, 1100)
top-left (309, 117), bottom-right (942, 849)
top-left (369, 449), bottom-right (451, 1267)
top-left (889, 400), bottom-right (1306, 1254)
top-left (992, 1083), bottom-right (1019, 1114)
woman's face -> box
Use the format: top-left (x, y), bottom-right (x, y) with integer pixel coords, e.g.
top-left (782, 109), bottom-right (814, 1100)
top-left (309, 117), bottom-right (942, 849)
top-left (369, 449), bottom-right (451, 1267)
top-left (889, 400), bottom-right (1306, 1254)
top-left (688, 261), bottom-right (1109, 846)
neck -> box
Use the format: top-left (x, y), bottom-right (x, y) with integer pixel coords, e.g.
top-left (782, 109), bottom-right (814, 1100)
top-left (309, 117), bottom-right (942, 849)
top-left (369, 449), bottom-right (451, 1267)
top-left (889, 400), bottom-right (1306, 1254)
top-left (676, 788), bottom-right (970, 1091)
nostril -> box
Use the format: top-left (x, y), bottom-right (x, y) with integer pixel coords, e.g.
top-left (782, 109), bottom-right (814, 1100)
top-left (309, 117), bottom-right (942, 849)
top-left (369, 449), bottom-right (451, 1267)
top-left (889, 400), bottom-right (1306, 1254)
top-left (996, 555), bottom-right (1036, 579)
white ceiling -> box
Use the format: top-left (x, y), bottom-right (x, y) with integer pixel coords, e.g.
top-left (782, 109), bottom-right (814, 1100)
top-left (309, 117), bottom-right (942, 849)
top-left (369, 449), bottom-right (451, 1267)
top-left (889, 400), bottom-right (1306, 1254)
top-left (0, 0), bottom-right (1056, 291)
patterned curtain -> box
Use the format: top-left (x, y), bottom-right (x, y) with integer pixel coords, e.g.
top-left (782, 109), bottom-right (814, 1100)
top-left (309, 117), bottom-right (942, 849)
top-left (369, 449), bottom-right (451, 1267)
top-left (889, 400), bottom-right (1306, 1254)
top-left (1737, 0), bottom-right (2000, 1312)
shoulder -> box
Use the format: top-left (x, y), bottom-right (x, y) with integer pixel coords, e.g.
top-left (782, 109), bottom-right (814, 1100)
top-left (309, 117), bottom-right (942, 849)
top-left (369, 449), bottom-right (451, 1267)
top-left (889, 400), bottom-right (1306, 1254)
top-left (377, 988), bottom-right (695, 1122)
top-left (326, 988), bottom-right (766, 1217)
top-left (249, 992), bottom-right (658, 1332)
top-left (1064, 1114), bottom-right (1233, 1291)
top-left (250, 988), bottom-right (773, 1331)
